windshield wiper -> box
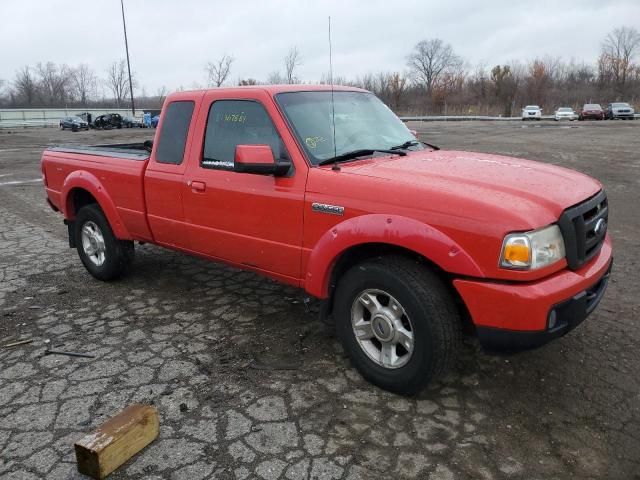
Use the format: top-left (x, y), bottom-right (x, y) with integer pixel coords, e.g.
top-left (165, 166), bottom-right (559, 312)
top-left (318, 148), bottom-right (406, 167)
top-left (390, 140), bottom-right (420, 150)
top-left (391, 139), bottom-right (440, 151)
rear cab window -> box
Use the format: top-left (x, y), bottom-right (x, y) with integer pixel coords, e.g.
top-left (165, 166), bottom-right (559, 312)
top-left (201, 100), bottom-right (289, 170)
top-left (155, 101), bottom-right (195, 164)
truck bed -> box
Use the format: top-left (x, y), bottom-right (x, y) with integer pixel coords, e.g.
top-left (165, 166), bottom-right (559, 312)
top-left (47, 142), bottom-right (151, 161)
top-left (42, 142), bottom-right (153, 241)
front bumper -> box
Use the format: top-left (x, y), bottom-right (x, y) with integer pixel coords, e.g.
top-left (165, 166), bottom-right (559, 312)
top-left (453, 236), bottom-right (612, 352)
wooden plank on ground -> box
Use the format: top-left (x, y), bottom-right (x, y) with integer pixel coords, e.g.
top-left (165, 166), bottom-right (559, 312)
top-left (74, 403), bottom-right (159, 479)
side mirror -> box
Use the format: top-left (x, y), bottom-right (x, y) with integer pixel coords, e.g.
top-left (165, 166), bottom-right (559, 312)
top-left (234, 144), bottom-right (291, 176)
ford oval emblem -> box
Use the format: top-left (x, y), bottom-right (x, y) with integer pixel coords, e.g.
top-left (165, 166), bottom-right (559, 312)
top-left (594, 218), bottom-right (607, 237)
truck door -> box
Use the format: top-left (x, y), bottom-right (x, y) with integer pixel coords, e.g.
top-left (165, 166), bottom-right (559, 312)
top-left (182, 90), bottom-right (307, 284)
top-left (144, 96), bottom-right (200, 247)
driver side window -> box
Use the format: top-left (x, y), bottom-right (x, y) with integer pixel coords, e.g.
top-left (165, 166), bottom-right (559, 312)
top-left (202, 100), bottom-right (288, 170)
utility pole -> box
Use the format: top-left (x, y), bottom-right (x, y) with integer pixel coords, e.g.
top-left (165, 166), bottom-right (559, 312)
top-left (120, 0), bottom-right (135, 115)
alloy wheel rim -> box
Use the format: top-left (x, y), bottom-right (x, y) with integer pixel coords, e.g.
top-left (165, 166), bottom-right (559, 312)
top-left (351, 288), bottom-right (414, 369)
top-left (81, 221), bottom-right (106, 266)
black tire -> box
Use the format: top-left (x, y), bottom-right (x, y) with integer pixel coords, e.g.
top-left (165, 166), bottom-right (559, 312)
top-left (74, 204), bottom-right (134, 281)
top-left (334, 256), bottom-right (461, 395)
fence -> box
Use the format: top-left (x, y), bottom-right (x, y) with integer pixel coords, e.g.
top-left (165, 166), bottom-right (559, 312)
top-left (400, 114), bottom-right (639, 121)
top-left (1, 108), bottom-right (637, 128)
top-left (400, 115), bottom-right (526, 121)
top-left (0, 108), bottom-right (141, 129)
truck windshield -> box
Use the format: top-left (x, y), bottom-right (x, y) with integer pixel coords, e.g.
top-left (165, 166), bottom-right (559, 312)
top-left (275, 91), bottom-right (422, 165)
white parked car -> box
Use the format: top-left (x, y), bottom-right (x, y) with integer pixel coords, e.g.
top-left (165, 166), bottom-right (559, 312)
top-left (554, 107), bottom-right (577, 121)
top-left (522, 105), bottom-right (542, 121)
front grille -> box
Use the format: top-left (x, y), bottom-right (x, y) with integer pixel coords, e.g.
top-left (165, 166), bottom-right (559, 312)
top-left (558, 190), bottom-right (608, 270)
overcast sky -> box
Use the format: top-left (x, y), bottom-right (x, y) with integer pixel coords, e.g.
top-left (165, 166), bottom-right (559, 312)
top-left (2, 0), bottom-right (639, 94)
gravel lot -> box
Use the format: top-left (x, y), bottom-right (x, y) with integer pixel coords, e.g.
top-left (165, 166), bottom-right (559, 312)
top-left (0, 121), bottom-right (638, 479)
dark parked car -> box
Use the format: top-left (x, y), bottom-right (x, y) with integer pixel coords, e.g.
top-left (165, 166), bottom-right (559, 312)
top-left (93, 113), bottom-right (123, 129)
top-left (578, 104), bottom-right (604, 120)
top-left (122, 116), bottom-right (143, 128)
top-left (59, 116), bottom-right (89, 132)
top-left (605, 102), bottom-right (635, 120)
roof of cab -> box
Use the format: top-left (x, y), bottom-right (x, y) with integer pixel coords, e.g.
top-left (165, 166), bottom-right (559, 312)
top-left (167, 84), bottom-right (370, 99)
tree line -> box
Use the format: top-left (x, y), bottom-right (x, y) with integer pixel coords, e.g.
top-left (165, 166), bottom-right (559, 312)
top-left (1, 27), bottom-right (638, 116)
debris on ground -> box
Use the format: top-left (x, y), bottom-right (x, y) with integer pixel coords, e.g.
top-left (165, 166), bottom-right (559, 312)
top-left (2, 339), bottom-right (32, 348)
top-left (75, 404), bottom-right (159, 479)
top-left (44, 348), bottom-right (95, 358)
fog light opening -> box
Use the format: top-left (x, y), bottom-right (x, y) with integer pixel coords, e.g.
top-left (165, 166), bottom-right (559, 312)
top-left (548, 310), bottom-right (558, 330)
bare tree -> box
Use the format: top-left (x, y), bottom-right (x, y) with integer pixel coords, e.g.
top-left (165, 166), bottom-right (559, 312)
top-left (35, 62), bottom-right (72, 105)
top-left (284, 46), bottom-right (302, 84)
top-left (156, 85), bottom-right (168, 105)
top-left (374, 72), bottom-right (391, 101)
top-left (599, 26), bottom-right (640, 93)
top-left (72, 64), bottom-right (97, 106)
top-left (320, 72), bottom-right (352, 86)
top-left (0, 78), bottom-right (7, 106)
top-left (238, 78), bottom-right (258, 86)
top-left (267, 71), bottom-right (285, 85)
top-left (13, 66), bottom-right (38, 106)
top-left (490, 65), bottom-right (519, 116)
top-left (205, 54), bottom-right (234, 87)
top-left (105, 60), bottom-right (133, 107)
top-left (407, 39), bottom-right (463, 97)
top-left (388, 72), bottom-right (408, 110)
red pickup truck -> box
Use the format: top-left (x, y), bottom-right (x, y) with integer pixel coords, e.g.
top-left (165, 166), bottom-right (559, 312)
top-left (41, 85), bottom-right (612, 394)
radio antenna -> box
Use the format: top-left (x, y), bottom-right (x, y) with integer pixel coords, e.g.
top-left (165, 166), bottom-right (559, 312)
top-left (328, 16), bottom-right (339, 171)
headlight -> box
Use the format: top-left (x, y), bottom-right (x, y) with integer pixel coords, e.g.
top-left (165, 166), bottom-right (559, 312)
top-left (500, 225), bottom-right (565, 270)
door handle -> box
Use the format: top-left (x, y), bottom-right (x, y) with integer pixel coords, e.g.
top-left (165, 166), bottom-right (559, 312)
top-left (190, 181), bottom-right (206, 193)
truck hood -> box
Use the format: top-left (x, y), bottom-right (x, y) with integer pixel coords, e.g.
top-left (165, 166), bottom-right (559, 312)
top-left (336, 149), bottom-right (602, 226)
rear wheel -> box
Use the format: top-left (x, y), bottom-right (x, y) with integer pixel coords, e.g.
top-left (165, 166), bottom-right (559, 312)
top-left (334, 256), bottom-right (461, 395)
top-left (74, 204), bottom-right (134, 281)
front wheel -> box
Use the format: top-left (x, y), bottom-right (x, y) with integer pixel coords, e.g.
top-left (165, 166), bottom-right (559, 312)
top-left (334, 256), bottom-right (461, 395)
top-left (74, 204), bottom-right (134, 281)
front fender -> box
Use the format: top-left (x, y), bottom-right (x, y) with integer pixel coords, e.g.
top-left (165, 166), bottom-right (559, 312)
top-left (61, 171), bottom-right (131, 239)
top-left (304, 214), bottom-right (484, 298)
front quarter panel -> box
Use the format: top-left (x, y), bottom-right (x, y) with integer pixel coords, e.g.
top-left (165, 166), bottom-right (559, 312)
top-left (304, 213), bottom-right (484, 298)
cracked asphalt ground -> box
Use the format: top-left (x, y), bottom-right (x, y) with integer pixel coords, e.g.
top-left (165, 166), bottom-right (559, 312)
top-left (0, 121), bottom-right (638, 480)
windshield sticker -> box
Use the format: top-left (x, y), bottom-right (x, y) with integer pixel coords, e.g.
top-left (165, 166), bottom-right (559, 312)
top-left (305, 136), bottom-right (326, 149)
top-left (218, 112), bottom-right (246, 123)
